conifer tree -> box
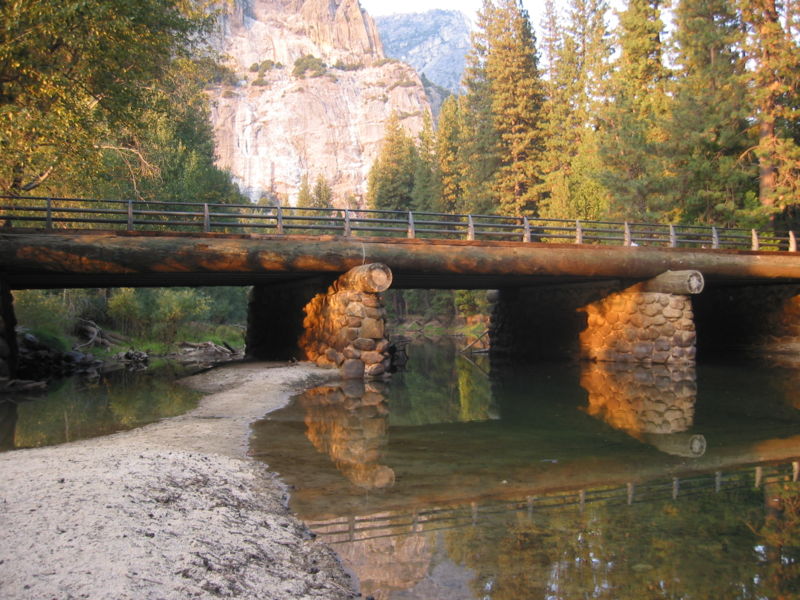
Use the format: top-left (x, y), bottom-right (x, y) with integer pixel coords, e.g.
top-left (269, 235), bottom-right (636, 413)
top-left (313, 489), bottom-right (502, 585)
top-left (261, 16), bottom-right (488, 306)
top-left (462, 0), bottom-right (546, 216)
top-left (666, 0), bottom-right (756, 225)
top-left (435, 96), bottom-right (467, 214)
top-left (539, 0), bottom-right (612, 220)
top-left (411, 111), bottom-right (441, 212)
top-left (738, 0), bottom-right (800, 210)
top-left (366, 113), bottom-right (418, 211)
top-left (596, 0), bottom-right (672, 220)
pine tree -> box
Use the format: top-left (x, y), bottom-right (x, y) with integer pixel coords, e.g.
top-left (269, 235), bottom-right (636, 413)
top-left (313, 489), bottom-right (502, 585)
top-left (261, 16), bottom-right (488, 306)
top-left (366, 113), bottom-right (418, 211)
top-left (461, 1), bottom-right (502, 214)
top-left (435, 96), bottom-right (466, 214)
top-left (411, 111), bottom-right (440, 212)
top-left (738, 0), bottom-right (800, 211)
top-left (539, 0), bottom-right (612, 220)
top-left (666, 0), bottom-right (756, 225)
top-left (461, 0), bottom-right (546, 216)
top-left (596, 0), bottom-right (672, 220)
top-left (311, 174), bottom-right (333, 208)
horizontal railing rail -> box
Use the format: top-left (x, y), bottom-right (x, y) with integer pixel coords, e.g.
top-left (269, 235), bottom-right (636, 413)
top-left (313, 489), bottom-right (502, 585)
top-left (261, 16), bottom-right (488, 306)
top-left (0, 195), bottom-right (797, 252)
top-left (307, 461), bottom-right (800, 544)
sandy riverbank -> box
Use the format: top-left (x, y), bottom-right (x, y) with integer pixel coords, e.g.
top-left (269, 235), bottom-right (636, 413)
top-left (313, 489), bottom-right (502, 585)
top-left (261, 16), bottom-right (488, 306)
top-left (0, 361), bottom-right (357, 599)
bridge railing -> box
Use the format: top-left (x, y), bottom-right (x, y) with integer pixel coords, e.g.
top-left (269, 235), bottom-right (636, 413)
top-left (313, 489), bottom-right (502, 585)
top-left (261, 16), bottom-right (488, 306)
top-left (307, 461), bottom-right (800, 544)
top-left (0, 195), bottom-right (797, 251)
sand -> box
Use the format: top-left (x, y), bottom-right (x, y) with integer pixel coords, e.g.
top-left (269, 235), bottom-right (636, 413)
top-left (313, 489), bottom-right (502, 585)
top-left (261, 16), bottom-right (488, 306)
top-left (0, 361), bottom-right (357, 599)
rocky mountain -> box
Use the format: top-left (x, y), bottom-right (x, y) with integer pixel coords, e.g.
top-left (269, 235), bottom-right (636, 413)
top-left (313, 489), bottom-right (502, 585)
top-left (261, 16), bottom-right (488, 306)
top-left (208, 0), bottom-right (431, 204)
top-left (374, 10), bottom-right (471, 94)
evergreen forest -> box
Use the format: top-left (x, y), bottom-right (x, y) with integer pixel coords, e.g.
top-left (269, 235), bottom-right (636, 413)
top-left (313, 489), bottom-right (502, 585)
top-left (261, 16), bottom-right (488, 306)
top-left (368, 0), bottom-right (800, 235)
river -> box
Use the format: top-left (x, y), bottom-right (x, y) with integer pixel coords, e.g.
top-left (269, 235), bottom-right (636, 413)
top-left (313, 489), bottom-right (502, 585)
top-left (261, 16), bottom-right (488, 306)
top-left (251, 339), bottom-right (800, 600)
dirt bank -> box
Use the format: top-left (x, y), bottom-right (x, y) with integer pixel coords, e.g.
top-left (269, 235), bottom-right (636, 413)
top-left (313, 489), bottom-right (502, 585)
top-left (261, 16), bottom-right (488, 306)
top-left (0, 362), bottom-right (356, 599)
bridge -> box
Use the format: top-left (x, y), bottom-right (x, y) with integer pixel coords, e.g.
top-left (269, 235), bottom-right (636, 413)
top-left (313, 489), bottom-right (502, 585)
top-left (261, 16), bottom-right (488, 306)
top-left (0, 196), bottom-right (799, 379)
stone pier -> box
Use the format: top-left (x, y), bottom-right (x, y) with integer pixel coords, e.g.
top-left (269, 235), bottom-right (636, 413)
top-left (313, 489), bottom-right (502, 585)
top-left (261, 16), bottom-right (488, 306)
top-left (0, 280), bottom-right (17, 378)
top-left (490, 270), bottom-right (703, 365)
top-left (246, 264), bottom-right (393, 379)
top-left (300, 264), bottom-right (393, 379)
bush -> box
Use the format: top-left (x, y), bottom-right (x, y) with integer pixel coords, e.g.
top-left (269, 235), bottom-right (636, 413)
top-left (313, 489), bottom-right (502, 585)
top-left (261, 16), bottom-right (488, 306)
top-left (108, 288), bottom-right (145, 336)
top-left (293, 54), bottom-right (326, 78)
top-left (13, 290), bottom-right (74, 347)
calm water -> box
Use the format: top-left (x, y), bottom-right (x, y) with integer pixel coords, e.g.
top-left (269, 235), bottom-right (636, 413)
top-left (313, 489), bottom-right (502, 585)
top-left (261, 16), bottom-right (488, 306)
top-left (0, 362), bottom-right (200, 451)
top-left (251, 340), bottom-right (800, 600)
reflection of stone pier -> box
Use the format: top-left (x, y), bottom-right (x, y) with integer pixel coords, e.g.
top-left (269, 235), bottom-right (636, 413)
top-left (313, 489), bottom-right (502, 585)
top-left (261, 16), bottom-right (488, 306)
top-left (298, 381), bottom-right (394, 489)
top-left (580, 362), bottom-right (705, 456)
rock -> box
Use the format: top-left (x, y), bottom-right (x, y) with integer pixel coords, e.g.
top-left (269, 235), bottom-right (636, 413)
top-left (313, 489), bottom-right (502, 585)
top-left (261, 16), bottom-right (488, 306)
top-left (364, 363), bottom-right (385, 377)
top-left (341, 359), bottom-right (365, 379)
top-left (209, 0), bottom-right (430, 203)
top-left (353, 338), bottom-right (376, 351)
top-left (360, 351), bottom-right (384, 365)
top-left (359, 318), bottom-right (384, 340)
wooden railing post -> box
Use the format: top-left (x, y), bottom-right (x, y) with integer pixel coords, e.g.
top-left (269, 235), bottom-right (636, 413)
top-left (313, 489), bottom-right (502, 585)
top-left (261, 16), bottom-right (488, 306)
top-left (46, 198), bottom-right (52, 230)
top-left (407, 211), bottom-right (415, 239)
top-left (790, 231), bottom-right (797, 252)
top-left (523, 216), bottom-right (531, 242)
top-left (751, 229), bottom-right (759, 251)
top-left (203, 203), bottom-right (210, 233)
top-left (712, 226), bottom-right (720, 249)
top-left (575, 219), bottom-right (583, 244)
top-left (127, 199), bottom-right (133, 231)
top-left (467, 215), bottom-right (475, 241)
top-left (276, 205), bottom-right (284, 234)
top-left (344, 209), bottom-right (351, 237)
top-left (623, 222), bottom-right (632, 246)
top-left (669, 224), bottom-right (677, 248)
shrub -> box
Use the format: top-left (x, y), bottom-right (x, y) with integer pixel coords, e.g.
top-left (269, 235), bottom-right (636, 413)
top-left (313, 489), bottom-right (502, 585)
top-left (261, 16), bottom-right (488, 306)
top-left (293, 54), bottom-right (326, 78)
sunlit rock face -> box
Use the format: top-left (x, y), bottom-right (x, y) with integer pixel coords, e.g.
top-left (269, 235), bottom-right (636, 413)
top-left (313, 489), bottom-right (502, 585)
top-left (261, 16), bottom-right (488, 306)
top-left (209, 0), bottom-right (430, 204)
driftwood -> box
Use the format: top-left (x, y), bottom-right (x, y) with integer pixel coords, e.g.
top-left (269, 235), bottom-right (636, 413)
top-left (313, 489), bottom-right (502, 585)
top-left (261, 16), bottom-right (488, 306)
top-left (0, 377), bottom-right (47, 394)
top-left (178, 341), bottom-right (235, 355)
top-left (74, 319), bottom-right (127, 350)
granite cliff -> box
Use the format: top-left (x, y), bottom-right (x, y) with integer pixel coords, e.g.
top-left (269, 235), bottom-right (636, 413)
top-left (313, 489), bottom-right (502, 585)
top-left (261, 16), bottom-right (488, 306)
top-left (375, 10), bottom-right (471, 94)
top-left (208, 0), bottom-right (431, 204)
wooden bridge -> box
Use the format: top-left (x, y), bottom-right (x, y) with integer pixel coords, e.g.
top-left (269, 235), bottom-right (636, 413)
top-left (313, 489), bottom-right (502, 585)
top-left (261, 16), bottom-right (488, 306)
top-left (0, 196), bottom-right (799, 377)
top-left (0, 195), bottom-right (798, 290)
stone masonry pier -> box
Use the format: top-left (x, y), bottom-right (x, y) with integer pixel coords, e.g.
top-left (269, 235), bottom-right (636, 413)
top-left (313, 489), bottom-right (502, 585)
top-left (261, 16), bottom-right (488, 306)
top-left (247, 264), bottom-right (393, 379)
top-left (490, 271), bottom-right (704, 365)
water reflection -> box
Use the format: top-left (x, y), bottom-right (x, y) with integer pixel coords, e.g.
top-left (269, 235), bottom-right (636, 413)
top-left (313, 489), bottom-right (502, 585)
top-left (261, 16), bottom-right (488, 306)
top-left (580, 362), bottom-right (707, 457)
top-left (253, 342), bottom-right (800, 599)
top-left (299, 381), bottom-right (394, 489)
top-left (0, 364), bottom-right (199, 450)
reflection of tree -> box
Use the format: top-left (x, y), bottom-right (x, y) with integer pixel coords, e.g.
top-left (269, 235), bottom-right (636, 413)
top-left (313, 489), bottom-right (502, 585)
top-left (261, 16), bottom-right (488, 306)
top-left (581, 362), bottom-right (706, 457)
top-left (752, 482), bottom-right (800, 598)
top-left (299, 382), bottom-right (395, 490)
top-left (12, 371), bottom-right (198, 448)
top-left (387, 340), bottom-right (496, 426)
top-left (440, 484), bottom-right (770, 600)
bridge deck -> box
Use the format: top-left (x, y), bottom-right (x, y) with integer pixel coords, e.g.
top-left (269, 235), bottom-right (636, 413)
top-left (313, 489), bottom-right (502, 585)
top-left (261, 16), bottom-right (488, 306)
top-left (1, 229), bottom-right (799, 289)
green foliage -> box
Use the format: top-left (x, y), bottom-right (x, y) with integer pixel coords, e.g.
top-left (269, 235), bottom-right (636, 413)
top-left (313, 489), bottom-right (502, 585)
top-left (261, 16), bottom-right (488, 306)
top-left (596, 0), bottom-right (673, 220)
top-left (460, 0), bottom-right (547, 217)
top-left (151, 289), bottom-right (210, 343)
top-left (0, 0), bottom-right (209, 195)
top-left (367, 113), bottom-right (419, 211)
top-left (12, 290), bottom-right (73, 348)
top-left (333, 60), bottom-right (364, 71)
top-left (292, 55), bottom-right (326, 78)
top-left (107, 288), bottom-right (145, 336)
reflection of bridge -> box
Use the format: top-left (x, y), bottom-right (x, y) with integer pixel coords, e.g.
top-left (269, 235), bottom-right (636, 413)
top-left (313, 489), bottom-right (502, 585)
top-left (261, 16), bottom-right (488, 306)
top-left (1, 196), bottom-right (799, 378)
top-left (308, 461), bottom-right (800, 545)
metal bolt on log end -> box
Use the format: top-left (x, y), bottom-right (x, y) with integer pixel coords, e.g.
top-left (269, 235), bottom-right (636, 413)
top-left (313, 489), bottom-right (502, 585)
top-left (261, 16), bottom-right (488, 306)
top-left (335, 263), bottom-right (393, 293)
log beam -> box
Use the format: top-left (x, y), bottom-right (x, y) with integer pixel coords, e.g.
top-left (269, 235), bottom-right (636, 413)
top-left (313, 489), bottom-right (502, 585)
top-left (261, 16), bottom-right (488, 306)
top-left (0, 231), bottom-right (798, 290)
top-left (632, 270), bottom-right (705, 295)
